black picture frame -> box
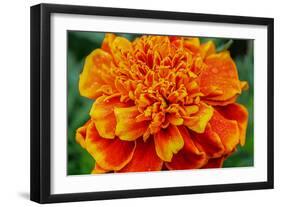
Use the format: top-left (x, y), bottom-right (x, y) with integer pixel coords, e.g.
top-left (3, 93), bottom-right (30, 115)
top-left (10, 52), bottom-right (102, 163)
top-left (30, 3), bottom-right (274, 204)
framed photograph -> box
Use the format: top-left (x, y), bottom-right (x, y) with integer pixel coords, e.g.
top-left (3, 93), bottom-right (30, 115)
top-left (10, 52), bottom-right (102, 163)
top-left (30, 3), bottom-right (274, 203)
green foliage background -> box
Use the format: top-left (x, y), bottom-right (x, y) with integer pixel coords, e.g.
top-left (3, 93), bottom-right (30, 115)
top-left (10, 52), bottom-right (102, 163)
top-left (67, 32), bottom-right (254, 175)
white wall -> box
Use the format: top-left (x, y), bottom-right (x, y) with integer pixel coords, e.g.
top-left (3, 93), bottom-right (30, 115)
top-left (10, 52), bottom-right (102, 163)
top-left (0, 0), bottom-right (279, 206)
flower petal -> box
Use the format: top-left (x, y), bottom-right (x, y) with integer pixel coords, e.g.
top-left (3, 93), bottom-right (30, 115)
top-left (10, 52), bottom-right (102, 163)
top-left (90, 95), bottom-right (129, 139)
top-left (114, 106), bottom-right (148, 141)
top-left (209, 110), bottom-right (240, 153)
top-left (103, 34), bottom-right (132, 64)
top-left (199, 51), bottom-right (242, 102)
top-left (85, 122), bottom-right (136, 171)
top-left (79, 49), bottom-right (116, 99)
top-left (152, 36), bottom-right (171, 58)
top-left (200, 40), bottom-right (216, 59)
top-left (204, 95), bottom-right (238, 106)
top-left (166, 126), bottom-right (207, 170)
top-left (91, 163), bottom-right (109, 174)
top-left (183, 102), bottom-right (214, 133)
top-left (75, 119), bottom-right (91, 149)
top-left (202, 157), bottom-right (224, 168)
top-left (183, 38), bottom-right (200, 53)
top-left (216, 103), bottom-right (248, 146)
top-left (101, 33), bottom-right (116, 53)
top-left (190, 124), bottom-right (225, 158)
top-left (154, 125), bottom-right (184, 162)
top-left (119, 138), bottom-right (163, 172)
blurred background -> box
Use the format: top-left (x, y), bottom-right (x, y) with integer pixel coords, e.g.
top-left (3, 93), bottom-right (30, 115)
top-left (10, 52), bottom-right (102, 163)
top-left (67, 31), bottom-right (254, 175)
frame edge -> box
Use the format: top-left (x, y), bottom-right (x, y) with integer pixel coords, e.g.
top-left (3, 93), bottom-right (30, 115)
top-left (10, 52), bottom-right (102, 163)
top-left (30, 4), bottom-right (42, 203)
top-left (30, 3), bottom-right (275, 203)
top-left (267, 18), bottom-right (274, 189)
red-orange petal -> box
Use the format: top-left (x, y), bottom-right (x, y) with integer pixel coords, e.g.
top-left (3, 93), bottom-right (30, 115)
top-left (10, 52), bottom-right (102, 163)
top-left (90, 95), bottom-right (129, 139)
top-left (203, 95), bottom-right (238, 106)
top-left (85, 122), bottom-right (136, 171)
top-left (209, 110), bottom-right (240, 153)
top-left (191, 124), bottom-right (225, 158)
top-left (114, 106), bottom-right (148, 141)
top-left (75, 119), bottom-right (91, 149)
top-left (166, 126), bottom-right (207, 170)
top-left (119, 138), bottom-right (163, 172)
top-left (199, 51), bottom-right (242, 102)
top-left (202, 157), bottom-right (224, 169)
top-left (216, 103), bottom-right (248, 146)
top-left (79, 49), bottom-right (116, 99)
top-left (154, 125), bottom-right (184, 162)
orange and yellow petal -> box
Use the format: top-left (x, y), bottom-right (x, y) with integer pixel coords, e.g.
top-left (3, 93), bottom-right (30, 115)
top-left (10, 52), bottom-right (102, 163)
top-left (199, 51), bottom-right (242, 102)
top-left (183, 37), bottom-right (200, 54)
top-left (79, 49), bottom-right (116, 99)
top-left (90, 95), bottom-right (129, 139)
top-left (183, 102), bottom-right (214, 133)
top-left (209, 110), bottom-right (240, 153)
top-left (216, 103), bottom-right (248, 146)
top-left (101, 33), bottom-right (116, 53)
top-left (91, 163), bottom-right (110, 174)
top-left (191, 124), bottom-right (225, 158)
top-left (75, 119), bottom-right (91, 149)
top-left (200, 40), bottom-right (216, 59)
top-left (103, 34), bottom-right (132, 64)
top-left (166, 126), bottom-right (207, 170)
top-left (119, 138), bottom-right (163, 172)
top-left (151, 36), bottom-right (171, 59)
top-left (154, 125), bottom-right (184, 162)
top-left (114, 106), bottom-right (148, 141)
top-left (85, 122), bottom-right (136, 171)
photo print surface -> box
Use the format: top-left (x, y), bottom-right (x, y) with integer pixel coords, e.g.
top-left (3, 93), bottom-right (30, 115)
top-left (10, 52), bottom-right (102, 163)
top-left (67, 31), bottom-right (254, 175)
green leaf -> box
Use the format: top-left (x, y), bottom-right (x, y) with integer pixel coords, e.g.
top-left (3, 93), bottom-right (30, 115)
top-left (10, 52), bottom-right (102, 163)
top-left (217, 39), bottom-right (234, 52)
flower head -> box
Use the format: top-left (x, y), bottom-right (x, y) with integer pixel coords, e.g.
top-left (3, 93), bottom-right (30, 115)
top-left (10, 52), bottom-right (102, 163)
top-left (76, 34), bottom-right (248, 173)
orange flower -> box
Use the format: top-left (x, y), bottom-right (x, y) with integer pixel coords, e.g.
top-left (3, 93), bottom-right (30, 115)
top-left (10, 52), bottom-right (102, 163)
top-left (76, 34), bottom-right (248, 173)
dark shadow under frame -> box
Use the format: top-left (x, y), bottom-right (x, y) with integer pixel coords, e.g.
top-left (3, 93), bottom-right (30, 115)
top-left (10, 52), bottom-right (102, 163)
top-left (30, 3), bottom-right (274, 204)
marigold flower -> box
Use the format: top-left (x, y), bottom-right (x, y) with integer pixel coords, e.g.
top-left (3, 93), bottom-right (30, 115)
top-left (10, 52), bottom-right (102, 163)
top-left (76, 34), bottom-right (248, 173)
